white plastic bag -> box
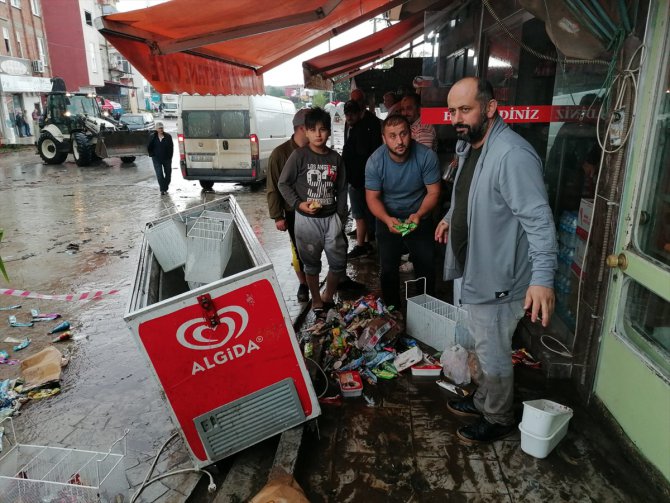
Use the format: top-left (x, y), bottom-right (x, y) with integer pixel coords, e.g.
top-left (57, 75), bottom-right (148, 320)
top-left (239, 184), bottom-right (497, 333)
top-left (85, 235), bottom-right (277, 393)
top-left (440, 344), bottom-right (471, 385)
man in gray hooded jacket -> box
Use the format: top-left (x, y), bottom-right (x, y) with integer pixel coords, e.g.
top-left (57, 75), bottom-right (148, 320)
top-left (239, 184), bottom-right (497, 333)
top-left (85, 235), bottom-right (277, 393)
top-left (435, 77), bottom-right (557, 443)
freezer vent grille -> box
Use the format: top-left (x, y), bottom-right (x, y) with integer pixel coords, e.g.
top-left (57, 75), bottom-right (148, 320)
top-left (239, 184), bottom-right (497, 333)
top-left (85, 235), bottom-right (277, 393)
top-left (194, 378), bottom-right (305, 462)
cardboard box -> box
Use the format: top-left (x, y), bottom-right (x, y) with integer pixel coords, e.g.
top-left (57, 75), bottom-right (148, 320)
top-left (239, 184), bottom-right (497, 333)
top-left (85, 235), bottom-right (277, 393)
top-left (577, 198), bottom-right (594, 240)
top-left (571, 236), bottom-right (587, 278)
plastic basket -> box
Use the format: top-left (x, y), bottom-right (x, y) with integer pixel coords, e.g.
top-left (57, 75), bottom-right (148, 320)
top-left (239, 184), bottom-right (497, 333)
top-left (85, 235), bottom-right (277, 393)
top-left (184, 214), bottom-right (234, 284)
top-left (0, 418), bottom-right (127, 503)
top-left (519, 413), bottom-right (571, 459)
top-left (145, 218), bottom-right (187, 272)
top-left (521, 399), bottom-right (573, 437)
top-left (405, 278), bottom-right (473, 351)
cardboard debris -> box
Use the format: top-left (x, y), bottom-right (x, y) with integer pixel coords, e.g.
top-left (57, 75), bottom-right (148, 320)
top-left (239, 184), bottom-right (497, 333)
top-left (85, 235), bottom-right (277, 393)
top-left (20, 346), bottom-right (63, 391)
top-left (250, 468), bottom-right (310, 503)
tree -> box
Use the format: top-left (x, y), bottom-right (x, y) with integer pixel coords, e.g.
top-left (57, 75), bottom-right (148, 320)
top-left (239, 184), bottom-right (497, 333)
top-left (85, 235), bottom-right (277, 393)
top-left (311, 91), bottom-right (328, 108)
top-left (333, 80), bottom-right (350, 102)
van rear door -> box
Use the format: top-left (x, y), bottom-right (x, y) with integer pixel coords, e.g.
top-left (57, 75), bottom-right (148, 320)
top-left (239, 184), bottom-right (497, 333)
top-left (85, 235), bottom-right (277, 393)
top-left (215, 95), bottom-right (251, 173)
top-left (181, 96), bottom-right (220, 171)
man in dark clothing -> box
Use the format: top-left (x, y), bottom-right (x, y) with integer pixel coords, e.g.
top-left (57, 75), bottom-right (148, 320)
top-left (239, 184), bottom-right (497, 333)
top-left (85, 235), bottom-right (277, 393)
top-left (342, 99), bottom-right (382, 258)
top-left (147, 121), bottom-right (174, 195)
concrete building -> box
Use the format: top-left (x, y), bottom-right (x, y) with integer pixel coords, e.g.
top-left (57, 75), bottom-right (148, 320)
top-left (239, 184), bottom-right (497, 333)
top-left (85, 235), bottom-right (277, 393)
top-left (42, 0), bottom-right (103, 93)
top-left (0, 0), bottom-right (51, 144)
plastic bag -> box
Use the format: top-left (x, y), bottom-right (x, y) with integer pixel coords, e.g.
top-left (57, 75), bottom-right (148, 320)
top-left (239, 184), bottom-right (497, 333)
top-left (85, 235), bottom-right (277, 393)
top-left (440, 344), bottom-right (471, 385)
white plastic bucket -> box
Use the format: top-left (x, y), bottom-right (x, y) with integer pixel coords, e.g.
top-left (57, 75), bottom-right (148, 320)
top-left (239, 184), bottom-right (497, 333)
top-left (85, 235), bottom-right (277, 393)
top-left (519, 414), bottom-right (571, 459)
top-left (521, 399), bottom-right (573, 437)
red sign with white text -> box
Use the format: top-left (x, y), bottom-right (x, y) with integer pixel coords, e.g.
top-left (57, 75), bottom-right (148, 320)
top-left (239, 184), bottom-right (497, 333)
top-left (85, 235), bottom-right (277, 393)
top-left (421, 105), bottom-right (599, 125)
top-left (137, 279), bottom-right (312, 461)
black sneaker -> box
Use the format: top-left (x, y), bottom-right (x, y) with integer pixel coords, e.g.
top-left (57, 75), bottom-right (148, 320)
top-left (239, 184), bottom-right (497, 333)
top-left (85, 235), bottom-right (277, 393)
top-left (457, 417), bottom-right (516, 444)
top-left (446, 397), bottom-right (482, 418)
top-left (297, 283), bottom-right (309, 302)
top-left (347, 245), bottom-right (369, 259)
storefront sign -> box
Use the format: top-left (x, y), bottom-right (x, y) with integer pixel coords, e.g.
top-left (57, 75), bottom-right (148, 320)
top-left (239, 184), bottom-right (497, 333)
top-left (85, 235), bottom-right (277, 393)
top-left (0, 74), bottom-right (52, 93)
top-left (422, 105), bottom-right (599, 125)
top-left (0, 56), bottom-right (30, 76)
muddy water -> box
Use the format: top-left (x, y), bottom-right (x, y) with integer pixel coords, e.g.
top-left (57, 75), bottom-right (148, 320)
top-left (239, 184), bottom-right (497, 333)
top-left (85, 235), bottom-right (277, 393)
top-left (0, 143), bottom-right (315, 500)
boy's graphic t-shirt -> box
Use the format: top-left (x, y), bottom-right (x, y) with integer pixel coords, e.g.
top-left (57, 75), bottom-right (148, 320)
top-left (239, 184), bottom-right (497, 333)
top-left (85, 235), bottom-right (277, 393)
top-left (278, 146), bottom-right (347, 219)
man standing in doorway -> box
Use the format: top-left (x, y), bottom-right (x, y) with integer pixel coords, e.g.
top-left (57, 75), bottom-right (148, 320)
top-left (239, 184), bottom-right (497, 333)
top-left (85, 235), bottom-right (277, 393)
top-left (147, 121), bottom-right (173, 195)
top-left (267, 108), bottom-right (310, 302)
top-left (342, 99), bottom-right (382, 259)
top-left (366, 114), bottom-right (441, 309)
top-left (436, 77), bottom-right (557, 443)
top-left (401, 92), bottom-right (437, 151)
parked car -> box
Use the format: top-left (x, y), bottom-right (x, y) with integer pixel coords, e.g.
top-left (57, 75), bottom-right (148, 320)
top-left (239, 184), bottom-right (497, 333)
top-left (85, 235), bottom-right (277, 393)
top-left (100, 99), bottom-right (125, 120)
top-left (119, 113), bottom-right (156, 131)
top-left (178, 94), bottom-right (296, 189)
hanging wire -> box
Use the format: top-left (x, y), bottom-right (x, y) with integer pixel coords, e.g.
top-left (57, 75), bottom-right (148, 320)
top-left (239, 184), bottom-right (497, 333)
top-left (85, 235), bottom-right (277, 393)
top-left (482, 0), bottom-right (611, 65)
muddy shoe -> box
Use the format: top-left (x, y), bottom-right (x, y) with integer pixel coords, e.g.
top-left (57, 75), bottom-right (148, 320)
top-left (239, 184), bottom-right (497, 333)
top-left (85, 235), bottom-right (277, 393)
top-left (347, 245), bottom-right (369, 259)
top-left (297, 283), bottom-right (309, 302)
top-left (446, 396), bottom-right (482, 418)
top-left (456, 417), bottom-right (516, 444)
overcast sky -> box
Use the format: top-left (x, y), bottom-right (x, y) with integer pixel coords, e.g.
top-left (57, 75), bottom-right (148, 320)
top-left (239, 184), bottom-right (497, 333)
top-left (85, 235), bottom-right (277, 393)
top-left (114, 0), bottom-right (375, 87)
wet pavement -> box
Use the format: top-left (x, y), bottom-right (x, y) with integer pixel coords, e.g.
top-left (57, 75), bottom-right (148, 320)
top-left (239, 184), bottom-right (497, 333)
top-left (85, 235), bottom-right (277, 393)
top-left (0, 120), bottom-right (315, 502)
top-left (1, 120), bottom-right (667, 503)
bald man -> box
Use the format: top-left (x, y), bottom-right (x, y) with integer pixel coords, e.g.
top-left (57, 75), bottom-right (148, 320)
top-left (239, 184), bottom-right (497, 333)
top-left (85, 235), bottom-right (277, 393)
top-left (435, 77), bottom-right (557, 444)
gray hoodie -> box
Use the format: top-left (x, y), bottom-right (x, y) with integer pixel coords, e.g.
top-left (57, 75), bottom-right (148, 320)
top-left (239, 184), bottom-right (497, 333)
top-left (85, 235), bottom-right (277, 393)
top-left (443, 116), bottom-right (557, 304)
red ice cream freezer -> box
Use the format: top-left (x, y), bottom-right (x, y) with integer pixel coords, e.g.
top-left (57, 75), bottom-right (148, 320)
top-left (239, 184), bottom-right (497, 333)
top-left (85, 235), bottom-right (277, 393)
top-left (124, 196), bottom-right (320, 468)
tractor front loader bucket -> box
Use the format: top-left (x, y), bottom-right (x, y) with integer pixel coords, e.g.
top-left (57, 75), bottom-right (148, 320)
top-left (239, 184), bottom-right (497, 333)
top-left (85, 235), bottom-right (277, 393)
top-left (96, 129), bottom-right (151, 159)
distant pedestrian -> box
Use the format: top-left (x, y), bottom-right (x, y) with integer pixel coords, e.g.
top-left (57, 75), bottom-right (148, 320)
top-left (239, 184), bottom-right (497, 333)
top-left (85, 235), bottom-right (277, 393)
top-left (22, 110), bottom-right (31, 136)
top-left (147, 122), bottom-right (173, 195)
top-left (32, 104), bottom-right (42, 133)
top-left (383, 91), bottom-right (401, 116)
top-left (15, 112), bottom-right (25, 137)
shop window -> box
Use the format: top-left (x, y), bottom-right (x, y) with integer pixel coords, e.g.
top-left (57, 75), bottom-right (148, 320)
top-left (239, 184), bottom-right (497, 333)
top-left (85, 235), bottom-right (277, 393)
top-left (84, 10), bottom-right (92, 26)
top-left (635, 49), bottom-right (670, 267)
top-left (3, 27), bottom-right (10, 55)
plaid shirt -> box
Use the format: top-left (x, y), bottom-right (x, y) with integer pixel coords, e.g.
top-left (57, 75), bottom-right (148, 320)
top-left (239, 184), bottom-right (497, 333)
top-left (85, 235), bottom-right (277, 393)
top-left (411, 118), bottom-right (437, 151)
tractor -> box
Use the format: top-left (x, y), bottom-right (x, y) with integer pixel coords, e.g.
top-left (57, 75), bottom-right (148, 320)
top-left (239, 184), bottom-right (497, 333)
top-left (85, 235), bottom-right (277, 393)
top-left (36, 78), bottom-right (151, 167)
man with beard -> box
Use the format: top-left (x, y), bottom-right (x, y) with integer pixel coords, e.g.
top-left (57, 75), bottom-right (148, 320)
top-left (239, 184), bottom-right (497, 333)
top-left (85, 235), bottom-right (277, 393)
top-left (435, 77), bottom-right (557, 443)
top-left (366, 114), bottom-right (441, 309)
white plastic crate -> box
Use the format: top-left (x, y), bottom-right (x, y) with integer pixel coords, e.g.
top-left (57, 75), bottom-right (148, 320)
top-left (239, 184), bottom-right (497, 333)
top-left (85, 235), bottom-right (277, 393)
top-left (405, 278), bottom-right (473, 351)
top-left (521, 399), bottom-right (573, 437)
top-left (185, 214), bottom-right (234, 284)
top-left (0, 418), bottom-right (127, 503)
top-left (145, 218), bottom-right (187, 272)
top-left (519, 413), bottom-right (571, 459)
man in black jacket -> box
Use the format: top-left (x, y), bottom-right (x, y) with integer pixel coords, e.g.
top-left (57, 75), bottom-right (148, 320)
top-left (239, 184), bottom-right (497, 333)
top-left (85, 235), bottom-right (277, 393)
top-left (147, 121), bottom-right (174, 195)
top-left (342, 99), bottom-right (382, 258)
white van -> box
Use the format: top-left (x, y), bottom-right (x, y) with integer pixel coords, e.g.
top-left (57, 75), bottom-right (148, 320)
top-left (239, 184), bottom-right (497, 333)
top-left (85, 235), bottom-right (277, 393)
top-left (177, 95), bottom-right (296, 188)
top-left (162, 94), bottom-right (180, 119)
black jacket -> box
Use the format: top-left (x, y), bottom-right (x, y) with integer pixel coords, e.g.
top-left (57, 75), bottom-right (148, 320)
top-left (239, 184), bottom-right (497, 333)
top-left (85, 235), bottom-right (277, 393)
top-left (148, 132), bottom-right (174, 162)
top-left (342, 113), bottom-right (382, 188)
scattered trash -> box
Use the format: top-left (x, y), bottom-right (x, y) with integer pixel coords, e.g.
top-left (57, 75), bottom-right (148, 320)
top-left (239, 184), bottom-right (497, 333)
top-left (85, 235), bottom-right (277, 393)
top-left (30, 309), bottom-right (61, 322)
top-left (440, 344), bottom-right (471, 385)
top-left (20, 346), bottom-right (63, 391)
top-left (66, 243), bottom-right (80, 251)
top-left (12, 338), bottom-right (31, 351)
top-left (8, 315), bottom-right (33, 328)
top-left (411, 353), bottom-right (442, 376)
top-left (27, 387), bottom-right (61, 400)
top-left (0, 305), bottom-right (21, 311)
top-left (393, 346), bottom-right (423, 373)
top-left (512, 348), bottom-right (541, 369)
top-left (436, 380), bottom-right (470, 397)
top-left (48, 320), bottom-right (71, 334)
top-left (249, 468), bottom-right (309, 503)
top-left (3, 337), bottom-right (22, 344)
top-left (338, 371), bottom-right (363, 397)
top-left (0, 351), bottom-right (19, 366)
top-left (51, 331), bottom-right (73, 343)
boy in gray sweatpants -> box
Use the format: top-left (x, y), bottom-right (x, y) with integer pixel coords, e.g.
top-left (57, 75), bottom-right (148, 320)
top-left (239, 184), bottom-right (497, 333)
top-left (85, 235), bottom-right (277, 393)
top-left (278, 107), bottom-right (348, 314)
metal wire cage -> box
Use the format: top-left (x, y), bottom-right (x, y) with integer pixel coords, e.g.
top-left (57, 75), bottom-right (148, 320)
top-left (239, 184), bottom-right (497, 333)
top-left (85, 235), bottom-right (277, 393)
top-left (405, 278), bottom-right (473, 351)
top-left (184, 212), bottom-right (234, 284)
top-left (145, 217), bottom-right (188, 272)
top-left (0, 418), bottom-right (127, 503)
